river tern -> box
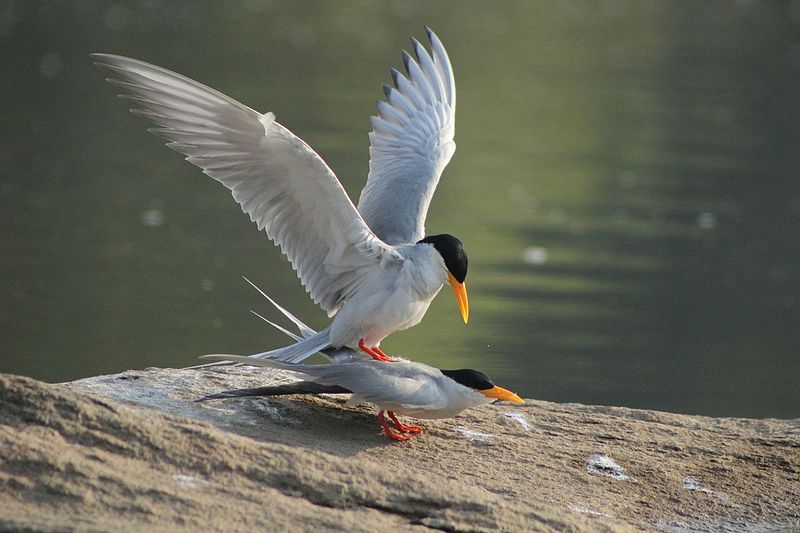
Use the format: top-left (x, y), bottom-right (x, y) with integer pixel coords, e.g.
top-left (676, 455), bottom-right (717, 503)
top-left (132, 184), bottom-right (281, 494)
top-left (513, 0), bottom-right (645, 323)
top-left (198, 355), bottom-right (523, 441)
top-left (93, 28), bottom-right (466, 363)
top-left (198, 285), bottom-right (522, 441)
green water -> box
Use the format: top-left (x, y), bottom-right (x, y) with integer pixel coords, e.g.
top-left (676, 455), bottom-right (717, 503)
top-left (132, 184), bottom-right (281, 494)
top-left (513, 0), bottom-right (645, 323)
top-left (1, 1), bottom-right (798, 418)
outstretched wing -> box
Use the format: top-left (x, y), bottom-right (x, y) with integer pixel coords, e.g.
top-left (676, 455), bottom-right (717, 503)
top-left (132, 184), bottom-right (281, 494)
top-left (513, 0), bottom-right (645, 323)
top-left (93, 54), bottom-right (400, 316)
top-left (357, 28), bottom-right (457, 245)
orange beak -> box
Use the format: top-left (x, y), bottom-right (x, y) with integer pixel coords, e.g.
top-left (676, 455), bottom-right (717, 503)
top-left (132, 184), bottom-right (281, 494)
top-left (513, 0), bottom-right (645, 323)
top-left (479, 385), bottom-right (524, 404)
top-left (447, 272), bottom-right (469, 324)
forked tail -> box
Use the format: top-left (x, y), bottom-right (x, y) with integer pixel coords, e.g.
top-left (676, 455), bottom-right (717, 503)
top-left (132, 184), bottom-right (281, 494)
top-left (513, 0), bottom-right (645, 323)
top-left (249, 326), bottom-right (332, 363)
top-left (244, 277), bottom-right (360, 364)
top-left (187, 277), bottom-right (359, 368)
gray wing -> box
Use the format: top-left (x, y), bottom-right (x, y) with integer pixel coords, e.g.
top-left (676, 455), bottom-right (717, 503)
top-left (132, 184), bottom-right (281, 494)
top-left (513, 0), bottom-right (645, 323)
top-left (357, 28), bottom-right (457, 245)
top-left (93, 54), bottom-right (399, 317)
top-left (200, 356), bottom-right (447, 410)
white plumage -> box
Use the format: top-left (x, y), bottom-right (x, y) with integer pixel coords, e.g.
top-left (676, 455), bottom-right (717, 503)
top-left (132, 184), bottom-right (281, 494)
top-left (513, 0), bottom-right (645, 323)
top-left (96, 54), bottom-right (395, 316)
top-left (360, 29), bottom-right (457, 245)
top-left (201, 355), bottom-right (489, 420)
top-left (93, 28), bottom-right (467, 362)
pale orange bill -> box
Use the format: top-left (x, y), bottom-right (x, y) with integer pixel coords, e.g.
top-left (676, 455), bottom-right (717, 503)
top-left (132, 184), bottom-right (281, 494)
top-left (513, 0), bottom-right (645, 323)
top-left (447, 272), bottom-right (469, 324)
top-left (479, 385), bottom-right (524, 404)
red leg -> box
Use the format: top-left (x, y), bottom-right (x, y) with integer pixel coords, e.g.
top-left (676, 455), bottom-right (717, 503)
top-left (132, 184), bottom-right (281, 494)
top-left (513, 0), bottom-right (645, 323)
top-left (378, 411), bottom-right (411, 441)
top-left (372, 346), bottom-right (399, 361)
top-left (387, 411), bottom-right (423, 434)
top-left (358, 339), bottom-right (396, 362)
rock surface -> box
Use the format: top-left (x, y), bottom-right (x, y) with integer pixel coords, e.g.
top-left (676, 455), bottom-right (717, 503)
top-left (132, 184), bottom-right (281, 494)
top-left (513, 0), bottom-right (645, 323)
top-left (1, 367), bottom-right (798, 531)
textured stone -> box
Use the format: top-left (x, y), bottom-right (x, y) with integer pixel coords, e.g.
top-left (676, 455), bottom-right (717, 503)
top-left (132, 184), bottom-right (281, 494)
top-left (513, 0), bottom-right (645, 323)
top-left (0, 367), bottom-right (797, 531)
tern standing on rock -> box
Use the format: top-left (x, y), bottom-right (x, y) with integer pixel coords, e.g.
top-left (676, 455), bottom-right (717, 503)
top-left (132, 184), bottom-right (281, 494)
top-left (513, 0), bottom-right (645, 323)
top-left (93, 28), bottom-right (467, 363)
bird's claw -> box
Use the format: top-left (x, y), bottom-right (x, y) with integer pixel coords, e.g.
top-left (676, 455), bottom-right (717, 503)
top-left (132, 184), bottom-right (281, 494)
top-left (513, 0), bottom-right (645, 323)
top-left (359, 340), bottom-right (399, 362)
top-left (372, 353), bottom-right (398, 362)
top-left (378, 410), bottom-right (416, 441)
top-left (383, 429), bottom-right (412, 441)
top-left (387, 411), bottom-right (424, 434)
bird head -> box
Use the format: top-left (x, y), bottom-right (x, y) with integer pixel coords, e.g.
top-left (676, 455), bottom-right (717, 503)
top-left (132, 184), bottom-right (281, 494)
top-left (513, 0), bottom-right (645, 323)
top-left (441, 369), bottom-right (524, 404)
top-left (418, 234), bottom-right (469, 323)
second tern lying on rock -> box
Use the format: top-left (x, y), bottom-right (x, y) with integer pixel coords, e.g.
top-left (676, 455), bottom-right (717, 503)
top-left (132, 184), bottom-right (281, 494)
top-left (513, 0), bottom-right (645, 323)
top-left (198, 356), bottom-right (523, 441)
top-left (197, 293), bottom-right (522, 441)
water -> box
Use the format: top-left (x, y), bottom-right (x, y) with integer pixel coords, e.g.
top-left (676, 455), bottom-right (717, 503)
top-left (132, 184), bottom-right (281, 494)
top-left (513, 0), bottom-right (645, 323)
top-left (1, 1), bottom-right (798, 418)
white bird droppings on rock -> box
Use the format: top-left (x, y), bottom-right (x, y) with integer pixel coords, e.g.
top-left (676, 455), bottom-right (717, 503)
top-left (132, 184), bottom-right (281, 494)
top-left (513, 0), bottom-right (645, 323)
top-left (586, 453), bottom-right (631, 481)
top-left (457, 426), bottom-right (493, 445)
top-left (569, 505), bottom-right (611, 518)
top-left (683, 476), bottom-right (729, 502)
top-left (247, 401), bottom-right (301, 426)
top-left (503, 411), bottom-right (531, 430)
top-left (172, 474), bottom-right (207, 489)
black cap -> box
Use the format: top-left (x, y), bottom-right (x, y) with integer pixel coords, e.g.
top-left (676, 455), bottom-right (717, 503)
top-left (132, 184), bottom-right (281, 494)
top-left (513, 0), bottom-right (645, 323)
top-left (418, 234), bottom-right (468, 283)
top-left (441, 369), bottom-right (493, 391)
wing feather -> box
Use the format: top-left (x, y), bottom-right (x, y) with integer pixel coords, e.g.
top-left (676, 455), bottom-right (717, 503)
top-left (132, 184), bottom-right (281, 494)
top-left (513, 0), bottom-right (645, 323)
top-left (357, 28), bottom-right (457, 245)
top-left (199, 356), bottom-right (447, 410)
top-left (93, 54), bottom-right (397, 316)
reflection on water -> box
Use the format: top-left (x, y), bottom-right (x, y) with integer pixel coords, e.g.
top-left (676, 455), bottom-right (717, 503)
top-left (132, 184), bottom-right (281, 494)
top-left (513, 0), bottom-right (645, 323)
top-left (1, 1), bottom-right (798, 418)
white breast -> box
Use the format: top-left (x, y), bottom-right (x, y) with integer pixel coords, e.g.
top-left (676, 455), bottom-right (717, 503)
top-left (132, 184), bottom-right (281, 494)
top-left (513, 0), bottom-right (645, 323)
top-left (329, 243), bottom-right (446, 347)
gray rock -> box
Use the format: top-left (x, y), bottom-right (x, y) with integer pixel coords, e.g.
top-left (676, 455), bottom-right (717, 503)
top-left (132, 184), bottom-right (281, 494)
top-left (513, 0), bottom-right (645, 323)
top-left (1, 367), bottom-right (798, 531)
